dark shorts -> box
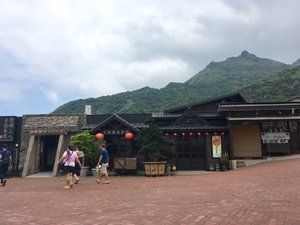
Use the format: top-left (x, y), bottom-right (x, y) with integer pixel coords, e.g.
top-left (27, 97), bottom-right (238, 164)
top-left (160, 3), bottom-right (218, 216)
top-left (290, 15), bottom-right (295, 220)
top-left (64, 166), bottom-right (75, 174)
top-left (0, 163), bottom-right (9, 179)
top-left (73, 162), bottom-right (81, 176)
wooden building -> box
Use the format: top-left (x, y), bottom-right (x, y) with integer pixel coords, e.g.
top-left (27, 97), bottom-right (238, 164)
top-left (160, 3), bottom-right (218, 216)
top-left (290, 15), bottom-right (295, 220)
top-left (218, 102), bottom-right (300, 158)
top-left (86, 93), bottom-right (300, 171)
top-left (8, 92), bottom-right (300, 177)
top-left (87, 93), bottom-right (245, 171)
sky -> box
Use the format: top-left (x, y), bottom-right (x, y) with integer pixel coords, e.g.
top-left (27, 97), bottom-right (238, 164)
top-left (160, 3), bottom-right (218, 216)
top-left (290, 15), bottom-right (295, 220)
top-left (1, 0), bottom-right (300, 116)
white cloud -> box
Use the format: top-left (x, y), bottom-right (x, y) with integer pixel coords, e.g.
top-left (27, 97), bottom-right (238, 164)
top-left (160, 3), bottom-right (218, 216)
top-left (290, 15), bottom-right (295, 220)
top-left (0, 0), bottom-right (300, 115)
top-left (42, 89), bottom-right (60, 104)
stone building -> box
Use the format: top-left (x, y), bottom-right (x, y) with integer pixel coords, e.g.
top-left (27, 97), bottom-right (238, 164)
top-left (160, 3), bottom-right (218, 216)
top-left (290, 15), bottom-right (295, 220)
top-left (20, 114), bottom-right (83, 177)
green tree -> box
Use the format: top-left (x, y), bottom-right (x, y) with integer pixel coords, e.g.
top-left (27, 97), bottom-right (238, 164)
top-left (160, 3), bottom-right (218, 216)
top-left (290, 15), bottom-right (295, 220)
top-left (70, 130), bottom-right (105, 167)
top-left (138, 118), bottom-right (176, 162)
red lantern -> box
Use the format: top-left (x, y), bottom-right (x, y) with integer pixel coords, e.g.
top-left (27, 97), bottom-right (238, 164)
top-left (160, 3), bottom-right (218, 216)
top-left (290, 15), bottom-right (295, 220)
top-left (189, 132), bottom-right (193, 141)
top-left (95, 133), bottom-right (104, 140)
top-left (221, 132), bottom-right (225, 136)
top-left (182, 132), bottom-right (186, 140)
top-left (213, 132), bottom-right (218, 136)
top-left (125, 132), bottom-right (134, 141)
top-left (165, 133), bottom-right (170, 139)
top-left (197, 132), bottom-right (201, 139)
top-left (174, 133), bottom-right (177, 140)
top-left (205, 132), bottom-right (210, 139)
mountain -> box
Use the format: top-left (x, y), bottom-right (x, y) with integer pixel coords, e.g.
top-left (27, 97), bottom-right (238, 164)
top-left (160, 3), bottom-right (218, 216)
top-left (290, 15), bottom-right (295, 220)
top-left (185, 50), bottom-right (290, 97)
top-left (240, 66), bottom-right (300, 102)
top-left (52, 51), bottom-right (297, 114)
top-left (293, 58), bottom-right (300, 66)
top-left (53, 83), bottom-right (205, 114)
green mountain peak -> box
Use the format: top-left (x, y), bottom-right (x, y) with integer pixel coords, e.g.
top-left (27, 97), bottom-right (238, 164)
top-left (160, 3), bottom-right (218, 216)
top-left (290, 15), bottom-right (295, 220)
top-left (52, 52), bottom-right (298, 115)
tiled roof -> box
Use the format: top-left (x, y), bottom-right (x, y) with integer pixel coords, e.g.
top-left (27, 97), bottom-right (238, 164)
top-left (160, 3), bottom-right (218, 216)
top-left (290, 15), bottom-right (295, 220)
top-left (164, 92), bottom-right (245, 113)
top-left (218, 103), bottom-right (300, 111)
top-left (227, 116), bottom-right (300, 121)
top-left (160, 126), bottom-right (228, 131)
top-left (152, 112), bottom-right (219, 118)
top-left (90, 113), bottom-right (140, 133)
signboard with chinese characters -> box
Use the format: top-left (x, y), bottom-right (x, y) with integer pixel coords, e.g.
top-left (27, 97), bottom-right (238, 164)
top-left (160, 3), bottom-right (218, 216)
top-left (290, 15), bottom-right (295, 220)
top-left (0, 117), bottom-right (16, 141)
top-left (212, 135), bottom-right (222, 158)
top-left (261, 132), bottom-right (290, 144)
top-left (103, 130), bottom-right (127, 135)
top-left (29, 129), bottom-right (65, 135)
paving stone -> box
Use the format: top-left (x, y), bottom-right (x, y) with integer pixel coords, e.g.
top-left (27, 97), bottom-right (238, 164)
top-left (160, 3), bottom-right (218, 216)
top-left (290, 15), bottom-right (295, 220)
top-left (1, 158), bottom-right (300, 224)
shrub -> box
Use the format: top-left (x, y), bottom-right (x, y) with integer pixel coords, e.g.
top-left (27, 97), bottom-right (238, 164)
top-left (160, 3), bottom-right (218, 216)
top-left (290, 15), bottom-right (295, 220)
top-left (70, 130), bottom-right (105, 167)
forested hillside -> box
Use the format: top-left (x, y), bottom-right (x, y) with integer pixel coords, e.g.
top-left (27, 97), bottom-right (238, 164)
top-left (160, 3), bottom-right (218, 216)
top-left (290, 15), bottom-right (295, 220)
top-left (52, 51), bottom-right (299, 114)
top-left (185, 51), bottom-right (290, 96)
top-left (53, 83), bottom-right (205, 114)
top-left (241, 66), bottom-right (300, 102)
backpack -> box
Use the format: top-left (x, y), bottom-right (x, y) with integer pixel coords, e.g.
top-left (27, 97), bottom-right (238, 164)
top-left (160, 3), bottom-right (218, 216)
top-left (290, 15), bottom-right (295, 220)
top-left (0, 150), bottom-right (10, 165)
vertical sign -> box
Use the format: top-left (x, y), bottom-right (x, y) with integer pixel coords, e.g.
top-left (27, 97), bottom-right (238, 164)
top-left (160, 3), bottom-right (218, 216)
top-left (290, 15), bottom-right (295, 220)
top-left (212, 135), bottom-right (222, 158)
top-left (0, 117), bottom-right (15, 141)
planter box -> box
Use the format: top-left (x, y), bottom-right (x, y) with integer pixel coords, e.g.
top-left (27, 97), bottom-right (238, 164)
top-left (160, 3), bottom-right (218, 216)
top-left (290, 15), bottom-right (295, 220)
top-left (114, 157), bottom-right (137, 170)
top-left (91, 168), bottom-right (99, 177)
top-left (80, 166), bottom-right (90, 176)
top-left (143, 161), bottom-right (167, 176)
top-left (229, 160), bottom-right (237, 170)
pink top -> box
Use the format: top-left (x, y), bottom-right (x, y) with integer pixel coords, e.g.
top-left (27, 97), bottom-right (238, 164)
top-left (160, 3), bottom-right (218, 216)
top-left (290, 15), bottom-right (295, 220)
top-left (63, 150), bottom-right (78, 167)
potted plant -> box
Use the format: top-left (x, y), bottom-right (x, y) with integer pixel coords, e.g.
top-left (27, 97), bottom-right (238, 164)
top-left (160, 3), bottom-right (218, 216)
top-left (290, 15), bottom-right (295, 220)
top-left (220, 151), bottom-right (229, 171)
top-left (138, 119), bottom-right (176, 176)
top-left (70, 130), bottom-right (103, 176)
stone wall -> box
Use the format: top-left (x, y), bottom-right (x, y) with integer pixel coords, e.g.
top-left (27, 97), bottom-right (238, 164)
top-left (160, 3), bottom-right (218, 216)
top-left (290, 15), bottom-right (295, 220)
top-left (19, 114), bottom-right (84, 170)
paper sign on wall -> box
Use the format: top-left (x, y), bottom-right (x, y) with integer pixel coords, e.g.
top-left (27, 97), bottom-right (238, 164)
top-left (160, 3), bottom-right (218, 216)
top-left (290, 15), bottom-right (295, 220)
top-left (212, 135), bottom-right (222, 158)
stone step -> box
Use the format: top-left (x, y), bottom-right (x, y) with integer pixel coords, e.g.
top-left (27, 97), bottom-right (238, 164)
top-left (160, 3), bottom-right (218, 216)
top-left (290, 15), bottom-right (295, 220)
top-left (236, 160), bottom-right (247, 168)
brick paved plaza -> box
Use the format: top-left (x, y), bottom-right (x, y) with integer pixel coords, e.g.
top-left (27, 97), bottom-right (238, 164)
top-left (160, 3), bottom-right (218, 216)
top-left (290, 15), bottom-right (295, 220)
top-left (1, 158), bottom-right (300, 225)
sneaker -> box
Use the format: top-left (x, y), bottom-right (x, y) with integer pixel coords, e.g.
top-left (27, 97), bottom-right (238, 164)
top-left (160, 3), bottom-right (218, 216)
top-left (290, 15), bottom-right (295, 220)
top-left (2, 179), bottom-right (7, 186)
top-left (103, 181), bottom-right (110, 184)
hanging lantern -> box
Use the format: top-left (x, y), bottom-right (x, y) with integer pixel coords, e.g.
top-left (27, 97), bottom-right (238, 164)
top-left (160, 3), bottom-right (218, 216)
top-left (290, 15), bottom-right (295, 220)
top-left (197, 132), bottom-right (201, 140)
top-left (213, 132), bottom-right (218, 136)
top-left (125, 132), bottom-right (134, 141)
top-left (174, 132), bottom-right (177, 140)
top-left (189, 132), bottom-right (193, 141)
top-left (221, 132), bottom-right (225, 137)
top-left (182, 132), bottom-right (186, 140)
top-left (205, 132), bottom-right (210, 139)
top-left (95, 133), bottom-right (104, 140)
top-left (165, 133), bottom-right (170, 139)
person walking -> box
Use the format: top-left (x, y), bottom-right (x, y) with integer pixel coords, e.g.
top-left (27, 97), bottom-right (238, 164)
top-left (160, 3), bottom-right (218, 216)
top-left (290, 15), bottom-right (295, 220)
top-left (57, 145), bottom-right (82, 189)
top-left (96, 144), bottom-right (110, 184)
top-left (72, 145), bottom-right (85, 184)
top-left (0, 143), bottom-right (12, 187)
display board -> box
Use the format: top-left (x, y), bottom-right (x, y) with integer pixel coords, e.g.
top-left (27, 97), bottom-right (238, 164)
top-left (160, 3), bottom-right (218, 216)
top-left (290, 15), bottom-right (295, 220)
top-left (0, 117), bottom-right (15, 141)
top-left (261, 132), bottom-right (290, 144)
